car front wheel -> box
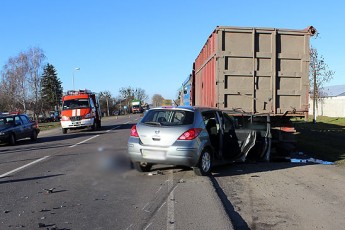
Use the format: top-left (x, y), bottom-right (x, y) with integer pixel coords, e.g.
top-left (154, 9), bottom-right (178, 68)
top-left (133, 162), bottom-right (153, 172)
top-left (193, 149), bottom-right (212, 176)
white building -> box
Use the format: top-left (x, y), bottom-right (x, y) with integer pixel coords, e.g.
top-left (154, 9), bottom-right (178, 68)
top-left (309, 85), bottom-right (345, 117)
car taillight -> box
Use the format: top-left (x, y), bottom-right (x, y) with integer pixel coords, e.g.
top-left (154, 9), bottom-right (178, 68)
top-left (178, 128), bottom-right (202, 140)
top-left (130, 125), bottom-right (139, 137)
top-left (61, 116), bottom-right (70, 121)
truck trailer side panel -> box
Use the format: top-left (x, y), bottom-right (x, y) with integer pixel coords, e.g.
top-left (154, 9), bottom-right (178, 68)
top-left (194, 26), bottom-right (314, 117)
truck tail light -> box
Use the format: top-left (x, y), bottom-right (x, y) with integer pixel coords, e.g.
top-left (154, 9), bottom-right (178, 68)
top-left (130, 125), bottom-right (139, 137)
top-left (61, 116), bottom-right (70, 121)
top-left (178, 128), bottom-right (202, 140)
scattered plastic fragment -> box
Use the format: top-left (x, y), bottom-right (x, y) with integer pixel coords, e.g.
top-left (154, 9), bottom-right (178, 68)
top-left (290, 158), bottom-right (334, 165)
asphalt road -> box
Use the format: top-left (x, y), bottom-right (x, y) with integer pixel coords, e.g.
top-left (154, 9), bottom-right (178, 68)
top-left (0, 114), bottom-right (232, 230)
top-left (1, 114), bottom-right (345, 230)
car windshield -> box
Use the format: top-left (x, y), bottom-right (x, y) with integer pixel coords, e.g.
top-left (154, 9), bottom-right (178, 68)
top-left (141, 109), bottom-right (194, 126)
top-left (62, 99), bottom-right (89, 110)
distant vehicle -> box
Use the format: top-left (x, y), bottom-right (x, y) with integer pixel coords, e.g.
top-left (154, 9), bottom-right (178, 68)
top-left (131, 100), bottom-right (143, 113)
top-left (127, 106), bottom-right (270, 176)
top-left (0, 114), bottom-right (40, 145)
top-left (60, 89), bottom-right (102, 134)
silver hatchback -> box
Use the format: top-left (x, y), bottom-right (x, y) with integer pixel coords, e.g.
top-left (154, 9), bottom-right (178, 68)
top-left (127, 106), bottom-right (269, 176)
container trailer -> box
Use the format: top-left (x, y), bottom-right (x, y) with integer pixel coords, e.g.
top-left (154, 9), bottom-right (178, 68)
top-left (181, 25), bottom-right (317, 159)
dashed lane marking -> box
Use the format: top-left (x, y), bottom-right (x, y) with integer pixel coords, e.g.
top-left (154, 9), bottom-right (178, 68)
top-left (69, 135), bottom-right (99, 148)
top-left (0, 156), bottom-right (50, 178)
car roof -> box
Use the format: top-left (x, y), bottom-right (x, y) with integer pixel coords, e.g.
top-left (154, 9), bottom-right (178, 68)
top-left (149, 106), bottom-right (221, 112)
top-left (0, 114), bottom-right (26, 118)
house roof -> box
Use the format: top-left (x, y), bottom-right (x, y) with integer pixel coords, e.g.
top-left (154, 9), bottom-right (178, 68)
top-left (321, 84), bottom-right (345, 97)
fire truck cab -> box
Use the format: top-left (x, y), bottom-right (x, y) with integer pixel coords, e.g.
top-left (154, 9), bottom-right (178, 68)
top-left (60, 89), bottom-right (101, 134)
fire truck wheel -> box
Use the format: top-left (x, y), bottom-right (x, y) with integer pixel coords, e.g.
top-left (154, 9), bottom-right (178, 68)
top-left (62, 128), bottom-right (67, 134)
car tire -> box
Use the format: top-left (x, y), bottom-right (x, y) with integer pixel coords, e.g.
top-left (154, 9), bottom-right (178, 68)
top-left (133, 162), bottom-right (153, 172)
top-left (193, 148), bottom-right (212, 176)
top-left (8, 133), bottom-right (16, 146)
top-left (62, 128), bottom-right (67, 134)
top-left (91, 122), bottom-right (96, 131)
top-left (30, 130), bottom-right (38, 141)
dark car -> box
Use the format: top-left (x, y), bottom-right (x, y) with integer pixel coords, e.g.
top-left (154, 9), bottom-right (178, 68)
top-left (0, 114), bottom-right (40, 145)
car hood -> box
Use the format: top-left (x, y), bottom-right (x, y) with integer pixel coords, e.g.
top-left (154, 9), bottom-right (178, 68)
top-left (0, 126), bottom-right (12, 132)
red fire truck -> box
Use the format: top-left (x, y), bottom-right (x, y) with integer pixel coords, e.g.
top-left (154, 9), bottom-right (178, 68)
top-left (60, 89), bottom-right (102, 134)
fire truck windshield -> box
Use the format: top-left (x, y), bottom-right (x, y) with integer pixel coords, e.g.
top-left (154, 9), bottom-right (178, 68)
top-left (62, 99), bottom-right (90, 110)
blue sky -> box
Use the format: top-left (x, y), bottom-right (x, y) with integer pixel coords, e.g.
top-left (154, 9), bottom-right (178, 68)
top-left (1, 0), bottom-right (344, 102)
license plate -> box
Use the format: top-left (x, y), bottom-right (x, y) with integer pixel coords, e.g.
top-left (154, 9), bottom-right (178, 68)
top-left (142, 150), bottom-right (165, 160)
top-left (72, 121), bottom-right (81, 125)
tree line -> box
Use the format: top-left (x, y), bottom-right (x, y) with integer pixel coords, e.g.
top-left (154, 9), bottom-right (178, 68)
top-left (0, 47), bottom-right (168, 119)
top-left (0, 47), bottom-right (62, 119)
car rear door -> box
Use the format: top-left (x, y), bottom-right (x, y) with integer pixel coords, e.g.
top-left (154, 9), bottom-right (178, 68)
top-left (20, 115), bottom-right (33, 138)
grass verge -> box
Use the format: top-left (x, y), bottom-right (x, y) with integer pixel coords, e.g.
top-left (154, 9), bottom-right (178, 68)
top-left (292, 116), bottom-right (345, 166)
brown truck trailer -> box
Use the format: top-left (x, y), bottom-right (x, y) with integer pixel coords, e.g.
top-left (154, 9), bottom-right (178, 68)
top-left (183, 25), bottom-right (317, 159)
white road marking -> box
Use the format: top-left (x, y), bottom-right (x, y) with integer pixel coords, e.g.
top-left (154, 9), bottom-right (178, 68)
top-left (106, 125), bottom-right (120, 133)
top-left (144, 222), bottom-right (152, 230)
top-left (155, 186), bottom-right (162, 194)
top-left (0, 156), bottom-right (50, 178)
top-left (167, 170), bottom-right (175, 230)
top-left (125, 224), bottom-right (134, 230)
top-left (69, 135), bottom-right (99, 148)
top-left (142, 202), bottom-right (150, 211)
top-left (158, 201), bottom-right (166, 212)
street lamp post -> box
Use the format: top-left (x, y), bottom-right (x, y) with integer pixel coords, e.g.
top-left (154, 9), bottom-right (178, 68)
top-left (73, 67), bottom-right (80, 90)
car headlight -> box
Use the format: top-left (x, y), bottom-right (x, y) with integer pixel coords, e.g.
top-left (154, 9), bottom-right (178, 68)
top-left (84, 113), bottom-right (92, 119)
top-left (61, 116), bottom-right (70, 121)
top-left (0, 132), bottom-right (6, 136)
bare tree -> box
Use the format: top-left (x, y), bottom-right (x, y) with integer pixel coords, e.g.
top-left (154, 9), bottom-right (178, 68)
top-left (152, 94), bottom-right (164, 107)
top-left (0, 47), bottom-right (46, 115)
top-left (99, 91), bottom-right (112, 116)
top-left (27, 47), bottom-right (46, 118)
top-left (1, 53), bottom-right (29, 112)
top-left (133, 88), bottom-right (148, 103)
top-left (310, 46), bottom-right (335, 123)
top-left (119, 86), bottom-right (134, 113)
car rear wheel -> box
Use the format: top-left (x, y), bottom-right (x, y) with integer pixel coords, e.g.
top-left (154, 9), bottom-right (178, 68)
top-left (30, 130), bottom-right (38, 141)
top-left (8, 133), bottom-right (16, 146)
top-left (133, 162), bottom-right (153, 172)
top-left (62, 128), bottom-right (67, 134)
top-left (193, 149), bottom-right (212, 176)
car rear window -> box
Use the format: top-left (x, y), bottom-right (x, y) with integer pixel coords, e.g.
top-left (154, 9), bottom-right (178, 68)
top-left (141, 110), bottom-right (194, 126)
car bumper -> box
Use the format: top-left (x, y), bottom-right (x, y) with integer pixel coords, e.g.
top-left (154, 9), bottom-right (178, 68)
top-left (60, 118), bottom-right (94, 129)
top-left (0, 134), bottom-right (9, 143)
top-left (127, 137), bottom-right (200, 167)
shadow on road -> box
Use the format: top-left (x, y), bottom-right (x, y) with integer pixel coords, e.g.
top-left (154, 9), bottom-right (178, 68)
top-left (0, 173), bottom-right (64, 185)
top-left (209, 161), bottom-right (314, 230)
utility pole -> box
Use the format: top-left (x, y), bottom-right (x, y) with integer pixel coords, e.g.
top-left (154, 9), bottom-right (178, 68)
top-left (313, 68), bottom-right (317, 124)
